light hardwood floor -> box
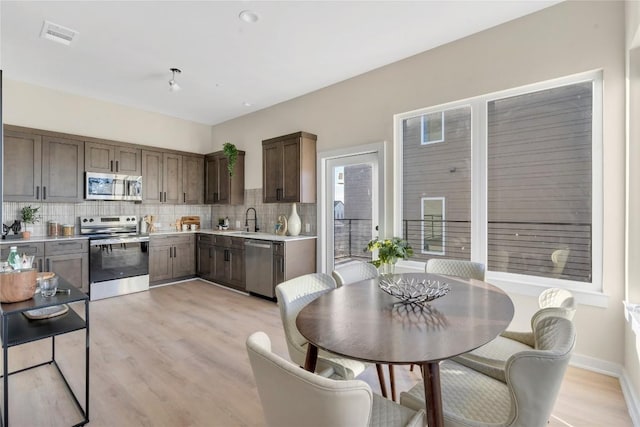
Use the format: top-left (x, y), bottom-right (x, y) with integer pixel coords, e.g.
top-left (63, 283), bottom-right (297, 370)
top-left (3, 280), bottom-right (633, 426)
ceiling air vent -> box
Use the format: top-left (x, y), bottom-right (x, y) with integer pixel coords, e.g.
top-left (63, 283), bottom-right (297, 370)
top-left (40, 20), bottom-right (79, 46)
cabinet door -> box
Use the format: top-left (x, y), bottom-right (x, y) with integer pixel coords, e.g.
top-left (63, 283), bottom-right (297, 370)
top-left (281, 138), bottom-right (301, 202)
top-left (173, 240), bottom-right (195, 278)
top-left (213, 246), bottom-right (227, 283)
top-left (85, 141), bottom-right (115, 173)
top-left (273, 243), bottom-right (285, 287)
top-left (227, 247), bottom-right (245, 289)
top-left (205, 156), bottom-right (220, 204)
top-left (149, 244), bottom-right (172, 283)
top-left (217, 156), bottom-right (231, 204)
top-left (263, 142), bottom-right (283, 203)
top-left (115, 146), bottom-right (142, 175)
top-left (183, 155), bottom-right (204, 204)
top-left (46, 252), bottom-right (89, 293)
top-left (142, 150), bottom-right (163, 203)
top-left (197, 242), bottom-right (214, 280)
top-left (3, 130), bottom-right (42, 201)
top-left (42, 136), bottom-right (84, 202)
top-left (163, 153), bottom-right (183, 204)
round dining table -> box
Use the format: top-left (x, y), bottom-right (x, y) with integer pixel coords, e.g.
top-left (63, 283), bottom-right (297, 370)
top-left (296, 272), bottom-right (514, 427)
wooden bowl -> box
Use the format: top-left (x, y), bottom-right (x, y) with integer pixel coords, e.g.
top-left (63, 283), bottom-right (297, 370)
top-left (0, 269), bottom-right (37, 303)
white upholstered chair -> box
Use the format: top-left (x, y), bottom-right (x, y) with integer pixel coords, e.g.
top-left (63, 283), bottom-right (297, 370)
top-left (246, 331), bottom-right (425, 427)
top-left (400, 316), bottom-right (575, 427)
top-left (275, 273), bottom-right (389, 397)
top-left (454, 288), bottom-right (576, 382)
top-left (425, 258), bottom-right (485, 281)
top-left (332, 262), bottom-right (379, 287)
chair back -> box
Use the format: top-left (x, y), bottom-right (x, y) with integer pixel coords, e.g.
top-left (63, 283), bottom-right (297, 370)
top-left (426, 258), bottom-right (485, 281)
top-left (507, 316), bottom-right (575, 426)
top-left (246, 331), bottom-right (373, 427)
top-left (275, 273), bottom-right (336, 366)
top-left (538, 288), bottom-right (576, 320)
top-left (550, 249), bottom-right (570, 276)
top-left (332, 262), bottom-right (379, 287)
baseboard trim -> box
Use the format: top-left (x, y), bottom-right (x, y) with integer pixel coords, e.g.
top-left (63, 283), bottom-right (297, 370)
top-left (571, 353), bottom-right (638, 425)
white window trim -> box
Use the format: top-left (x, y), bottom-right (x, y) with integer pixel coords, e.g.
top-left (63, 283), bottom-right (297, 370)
top-left (393, 70), bottom-right (606, 307)
top-left (420, 111), bottom-right (445, 145)
top-left (421, 196), bottom-right (445, 255)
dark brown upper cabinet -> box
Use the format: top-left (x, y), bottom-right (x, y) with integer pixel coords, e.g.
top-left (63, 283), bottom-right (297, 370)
top-left (3, 126), bottom-right (83, 202)
top-left (85, 141), bottom-right (142, 175)
top-left (262, 132), bottom-right (316, 203)
top-left (205, 150), bottom-right (245, 205)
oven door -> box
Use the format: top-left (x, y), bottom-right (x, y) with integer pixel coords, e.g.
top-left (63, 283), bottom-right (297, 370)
top-left (89, 236), bottom-right (149, 283)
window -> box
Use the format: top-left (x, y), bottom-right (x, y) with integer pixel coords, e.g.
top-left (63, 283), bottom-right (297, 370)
top-left (422, 197), bottom-right (445, 255)
top-left (421, 112), bottom-right (444, 144)
top-left (396, 72), bottom-right (601, 292)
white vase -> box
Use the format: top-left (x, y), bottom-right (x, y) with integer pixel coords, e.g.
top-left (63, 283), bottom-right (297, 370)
top-left (288, 203), bottom-right (302, 236)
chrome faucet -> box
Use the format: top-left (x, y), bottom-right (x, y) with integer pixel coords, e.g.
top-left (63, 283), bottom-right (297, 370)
top-left (245, 207), bottom-right (259, 233)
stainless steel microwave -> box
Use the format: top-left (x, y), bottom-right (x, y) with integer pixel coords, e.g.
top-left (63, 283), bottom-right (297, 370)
top-left (85, 172), bottom-right (142, 201)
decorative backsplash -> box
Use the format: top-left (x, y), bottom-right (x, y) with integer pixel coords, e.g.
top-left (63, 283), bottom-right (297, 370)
top-left (2, 188), bottom-right (317, 237)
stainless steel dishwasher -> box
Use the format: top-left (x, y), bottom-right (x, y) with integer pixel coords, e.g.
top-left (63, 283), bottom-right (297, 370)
top-left (245, 239), bottom-right (275, 298)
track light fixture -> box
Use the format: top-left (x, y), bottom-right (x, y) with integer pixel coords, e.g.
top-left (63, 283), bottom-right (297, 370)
top-left (169, 68), bottom-right (182, 92)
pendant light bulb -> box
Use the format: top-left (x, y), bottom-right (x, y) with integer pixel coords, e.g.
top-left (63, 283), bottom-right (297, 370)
top-left (169, 68), bottom-right (182, 92)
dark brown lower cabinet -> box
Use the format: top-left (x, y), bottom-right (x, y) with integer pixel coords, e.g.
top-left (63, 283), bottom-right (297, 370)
top-left (149, 234), bottom-right (196, 286)
top-left (45, 240), bottom-right (90, 293)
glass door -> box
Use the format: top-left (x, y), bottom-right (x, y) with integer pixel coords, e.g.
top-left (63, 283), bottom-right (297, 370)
top-left (325, 153), bottom-right (379, 273)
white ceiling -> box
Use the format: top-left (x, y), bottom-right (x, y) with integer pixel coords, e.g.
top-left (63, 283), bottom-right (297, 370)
top-left (1, 1), bottom-right (559, 126)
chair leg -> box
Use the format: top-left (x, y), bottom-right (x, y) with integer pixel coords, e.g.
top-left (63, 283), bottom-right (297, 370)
top-left (388, 365), bottom-right (396, 402)
top-left (375, 364), bottom-right (388, 398)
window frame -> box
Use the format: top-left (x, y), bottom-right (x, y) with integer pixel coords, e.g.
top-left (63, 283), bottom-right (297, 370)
top-left (420, 111), bottom-right (445, 145)
top-left (393, 70), bottom-right (604, 304)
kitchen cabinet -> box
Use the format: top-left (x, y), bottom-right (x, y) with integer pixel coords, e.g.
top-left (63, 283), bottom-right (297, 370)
top-left (262, 131), bottom-right (316, 203)
top-left (196, 234), bottom-right (214, 281)
top-left (150, 234), bottom-right (196, 285)
top-left (205, 150), bottom-right (245, 205)
top-left (45, 240), bottom-right (90, 293)
top-left (143, 150), bottom-right (202, 204)
top-left (212, 235), bottom-right (245, 291)
top-left (3, 127), bottom-right (84, 202)
top-left (85, 140), bottom-right (142, 175)
top-left (0, 242), bottom-right (44, 272)
top-left (183, 154), bottom-right (205, 204)
top-left (1, 240), bottom-right (90, 293)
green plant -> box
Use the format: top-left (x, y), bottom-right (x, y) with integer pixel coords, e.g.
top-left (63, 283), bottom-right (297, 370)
top-left (364, 237), bottom-right (414, 268)
top-left (20, 205), bottom-right (41, 225)
top-left (223, 142), bottom-right (239, 176)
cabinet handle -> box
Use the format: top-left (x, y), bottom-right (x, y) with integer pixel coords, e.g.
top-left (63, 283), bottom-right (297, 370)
top-left (214, 192), bottom-right (218, 202)
top-left (36, 186), bottom-right (40, 200)
top-left (115, 160), bottom-right (119, 172)
top-left (281, 258), bottom-right (284, 273)
top-left (38, 259), bottom-right (43, 272)
top-left (43, 186), bottom-right (47, 200)
top-left (110, 160), bottom-right (114, 172)
top-left (164, 192), bottom-right (167, 203)
top-left (184, 192), bottom-right (186, 203)
top-left (46, 259), bottom-right (50, 271)
top-left (276, 188), bottom-right (282, 201)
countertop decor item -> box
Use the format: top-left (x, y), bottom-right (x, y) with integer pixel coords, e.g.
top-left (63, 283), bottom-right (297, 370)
top-left (364, 237), bottom-right (414, 273)
top-left (287, 203), bottom-right (301, 236)
top-left (276, 215), bottom-right (288, 236)
top-left (20, 205), bottom-right (41, 239)
top-left (223, 142), bottom-right (239, 176)
top-left (378, 275), bottom-right (450, 304)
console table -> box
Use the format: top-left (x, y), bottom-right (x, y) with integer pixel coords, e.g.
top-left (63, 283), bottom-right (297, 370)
top-left (0, 279), bottom-right (89, 426)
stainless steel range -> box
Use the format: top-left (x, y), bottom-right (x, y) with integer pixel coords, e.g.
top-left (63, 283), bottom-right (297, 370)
top-left (80, 215), bottom-right (149, 300)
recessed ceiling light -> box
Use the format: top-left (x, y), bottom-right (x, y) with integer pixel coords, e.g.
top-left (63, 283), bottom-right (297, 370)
top-left (243, 102), bottom-right (253, 107)
top-left (239, 10), bottom-right (259, 23)
top-left (40, 20), bottom-right (79, 45)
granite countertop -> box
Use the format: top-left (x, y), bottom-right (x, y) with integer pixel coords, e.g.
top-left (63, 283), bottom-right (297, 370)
top-left (150, 228), bottom-right (317, 242)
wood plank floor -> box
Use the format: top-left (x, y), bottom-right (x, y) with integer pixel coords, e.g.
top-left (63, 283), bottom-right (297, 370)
top-left (2, 279), bottom-right (633, 426)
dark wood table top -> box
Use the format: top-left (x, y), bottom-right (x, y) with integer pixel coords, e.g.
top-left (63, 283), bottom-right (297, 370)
top-left (296, 272), bottom-right (514, 365)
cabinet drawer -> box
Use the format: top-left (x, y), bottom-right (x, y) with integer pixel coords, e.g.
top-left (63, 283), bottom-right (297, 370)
top-left (1, 243), bottom-right (45, 258)
top-left (198, 234), bottom-right (214, 244)
top-left (151, 234), bottom-right (193, 246)
top-left (273, 242), bottom-right (284, 256)
top-left (213, 236), bottom-right (244, 249)
top-left (45, 239), bottom-right (89, 255)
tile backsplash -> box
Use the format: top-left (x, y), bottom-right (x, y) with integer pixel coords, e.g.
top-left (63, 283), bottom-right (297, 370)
top-left (2, 188), bottom-right (317, 237)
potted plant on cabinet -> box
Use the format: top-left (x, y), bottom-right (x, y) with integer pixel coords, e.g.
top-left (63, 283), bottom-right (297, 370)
top-left (223, 142), bottom-right (239, 176)
top-left (20, 205), bottom-right (41, 239)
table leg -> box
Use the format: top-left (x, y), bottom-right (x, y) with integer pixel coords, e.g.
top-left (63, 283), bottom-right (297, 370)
top-left (422, 362), bottom-right (443, 427)
top-left (375, 364), bottom-right (388, 398)
top-left (389, 365), bottom-right (396, 402)
top-left (304, 343), bottom-right (318, 372)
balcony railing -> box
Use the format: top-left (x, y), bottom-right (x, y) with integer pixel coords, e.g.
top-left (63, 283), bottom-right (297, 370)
top-left (334, 218), bottom-right (592, 282)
